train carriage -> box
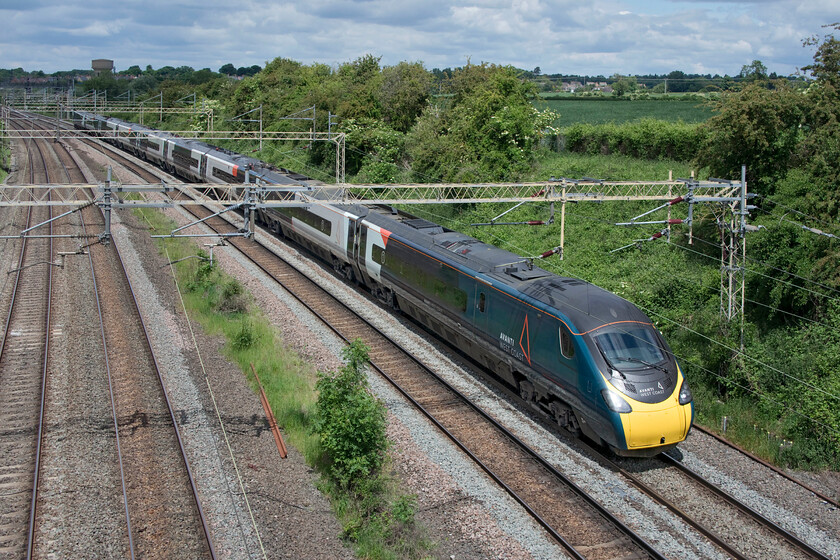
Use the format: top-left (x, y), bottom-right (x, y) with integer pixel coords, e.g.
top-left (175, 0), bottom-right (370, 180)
top-left (346, 207), bottom-right (694, 455)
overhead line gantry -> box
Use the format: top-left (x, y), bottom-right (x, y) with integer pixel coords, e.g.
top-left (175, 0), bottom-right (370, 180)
top-left (0, 106), bottom-right (751, 331)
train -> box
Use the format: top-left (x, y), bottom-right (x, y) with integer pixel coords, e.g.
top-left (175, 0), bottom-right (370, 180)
top-left (72, 109), bottom-right (694, 457)
top-left (70, 109), bottom-right (312, 186)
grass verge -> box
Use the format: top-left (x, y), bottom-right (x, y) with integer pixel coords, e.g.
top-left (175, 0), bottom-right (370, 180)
top-left (134, 206), bottom-right (431, 558)
top-left (1, 138), bottom-right (9, 181)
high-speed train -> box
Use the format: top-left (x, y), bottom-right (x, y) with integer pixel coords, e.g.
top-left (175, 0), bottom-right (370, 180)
top-left (73, 110), bottom-right (694, 456)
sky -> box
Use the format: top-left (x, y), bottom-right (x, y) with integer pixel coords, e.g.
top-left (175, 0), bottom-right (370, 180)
top-left (1, 0), bottom-right (837, 78)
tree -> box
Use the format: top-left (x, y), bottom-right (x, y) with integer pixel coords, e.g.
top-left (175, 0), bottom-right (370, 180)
top-left (188, 68), bottom-right (217, 85)
top-left (334, 55), bottom-right (383, 120)
top-left (802, 23), bottom-right (840, 88)
top-left (219, 63), bottom-right (236, 75)
top-left (78, 71), bottom-right (126, 100)
top-left (694, 81), bottom-right (806, 194)
top-left (377, 61), bottom-right (431, 133)
top-left (611, 74), bottom-right (638, 97)
top-left (701, 23), bottom-right (840, 320)
top-left (406, 63), bottom-right (556, 182)
top-left (666, 70), bottom-right (689, 92)
top-left (793, 23), bottom-right (840, 221)
top-left (740, 59), bottom-right (769, 82)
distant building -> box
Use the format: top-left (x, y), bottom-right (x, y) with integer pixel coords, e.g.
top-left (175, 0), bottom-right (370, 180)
top-left (92, 59), bottom-right (114, 76)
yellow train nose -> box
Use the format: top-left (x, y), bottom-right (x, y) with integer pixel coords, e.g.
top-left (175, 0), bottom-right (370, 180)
top-left (625, 404), bottom-right (691, 449)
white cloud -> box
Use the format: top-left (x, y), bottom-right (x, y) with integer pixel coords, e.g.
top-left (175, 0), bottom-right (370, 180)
top-left (0, 0), bottom-right (834, 76)
top-left (66, 19), bottom-right (127, 37)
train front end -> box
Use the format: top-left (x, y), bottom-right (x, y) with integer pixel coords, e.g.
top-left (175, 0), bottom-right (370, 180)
top-left (588, 323), bottom-right (694, 456)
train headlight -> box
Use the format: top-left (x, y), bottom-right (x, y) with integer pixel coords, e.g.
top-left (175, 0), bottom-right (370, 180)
top-left (678, 380), bottom-right (693, 405)
top-left (601, 389), bottom-right (632, 413)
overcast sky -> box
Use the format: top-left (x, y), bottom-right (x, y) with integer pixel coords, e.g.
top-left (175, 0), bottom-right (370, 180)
top-left (1, 0), bottom-right (837, 77)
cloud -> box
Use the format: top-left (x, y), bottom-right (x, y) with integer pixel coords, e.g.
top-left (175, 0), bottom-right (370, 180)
top-left (0, 0), bottom-right (834, 76)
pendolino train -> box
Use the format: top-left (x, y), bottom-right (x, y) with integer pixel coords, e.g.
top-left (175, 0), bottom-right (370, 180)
top-left (73, 110), bottom-right (694, 456)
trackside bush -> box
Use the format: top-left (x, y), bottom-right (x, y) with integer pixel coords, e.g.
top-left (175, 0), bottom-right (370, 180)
top-left (562, 118), bottom-right (706, 161)
top-left (314, 340), bottom-right (388, 490)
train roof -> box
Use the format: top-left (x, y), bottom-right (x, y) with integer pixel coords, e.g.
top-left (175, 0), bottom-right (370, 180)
top-left (76, 111), bottom-right (315, 187)
top-left (356, 204), bottom-right (652, 333)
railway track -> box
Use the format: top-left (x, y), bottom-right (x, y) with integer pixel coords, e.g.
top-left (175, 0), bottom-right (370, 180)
top-left (78, 194), bottom-right (216, 559)
top-left (0, 118), bottom-right (55, 558)
top-left (0, 118), bottom-right (216, 558)
top-left (603, 447), bottom-right (832, 560)
top-left (691, 424), bottom-right (840, 510)
top-left (177, 196), bottom-right (666, 560)
top-left (8, 109), bottom-right (163, 185)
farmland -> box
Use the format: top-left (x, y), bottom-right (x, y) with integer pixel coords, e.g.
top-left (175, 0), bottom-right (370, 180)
top-left (537, 95), bottom-right (714, 126)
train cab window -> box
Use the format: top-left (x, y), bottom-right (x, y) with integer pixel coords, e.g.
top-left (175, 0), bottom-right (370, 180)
top-left (559, 323), bottom-right (575, 359)
top-left (478, 292), bottom-right (486, 313)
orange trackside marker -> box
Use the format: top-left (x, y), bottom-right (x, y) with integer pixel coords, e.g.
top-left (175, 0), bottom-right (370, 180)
top-left (519, 315), bottom-right (531, 365)
top-left (250, 364), bottom-right (287, 459)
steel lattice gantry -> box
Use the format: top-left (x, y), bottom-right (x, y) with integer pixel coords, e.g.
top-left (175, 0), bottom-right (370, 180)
top-left (0, 174), bottom-right (751, 331)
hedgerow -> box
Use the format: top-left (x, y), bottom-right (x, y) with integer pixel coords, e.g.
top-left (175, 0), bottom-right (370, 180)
top-left (562, 118), bottom-right (706, 161)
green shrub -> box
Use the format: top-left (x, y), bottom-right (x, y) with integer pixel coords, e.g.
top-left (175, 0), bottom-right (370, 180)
top-left (217, 278), bottom-right (249, 314)
top-left (185, 254), bottom-right (216, 293)
top-left (314, 340), bottom-right (388, 490)
top-left (231, 319), bottom-right (259, 350)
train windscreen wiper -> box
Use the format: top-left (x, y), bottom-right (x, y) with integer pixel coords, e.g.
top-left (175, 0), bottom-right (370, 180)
top-left (613, 356), bottom-right (669, 373)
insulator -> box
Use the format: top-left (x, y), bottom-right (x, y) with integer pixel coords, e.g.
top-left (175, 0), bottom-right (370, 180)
top-left (540, 246), bottom-right (561, 258)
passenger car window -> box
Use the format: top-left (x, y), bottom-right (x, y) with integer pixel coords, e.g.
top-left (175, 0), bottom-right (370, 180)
top-left (559, 323), bottom-right (575, 359)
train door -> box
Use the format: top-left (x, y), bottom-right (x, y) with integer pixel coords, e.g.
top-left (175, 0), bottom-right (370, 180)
top-left (199, 150), bottom-right (208, 180)
top-left (473, 285), bottom-right (489, 337)
top-left (345, 216), bottom-right (365, 284)
top-left (356, 221), bottom-right (369, 281)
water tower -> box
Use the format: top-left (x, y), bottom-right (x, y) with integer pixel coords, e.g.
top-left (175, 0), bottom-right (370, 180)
top-left (91, 59), bottom-right (114, 76)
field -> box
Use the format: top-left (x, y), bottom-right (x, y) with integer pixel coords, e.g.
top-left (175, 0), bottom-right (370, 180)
top-left (536, 97), bottom-right (715, 126)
